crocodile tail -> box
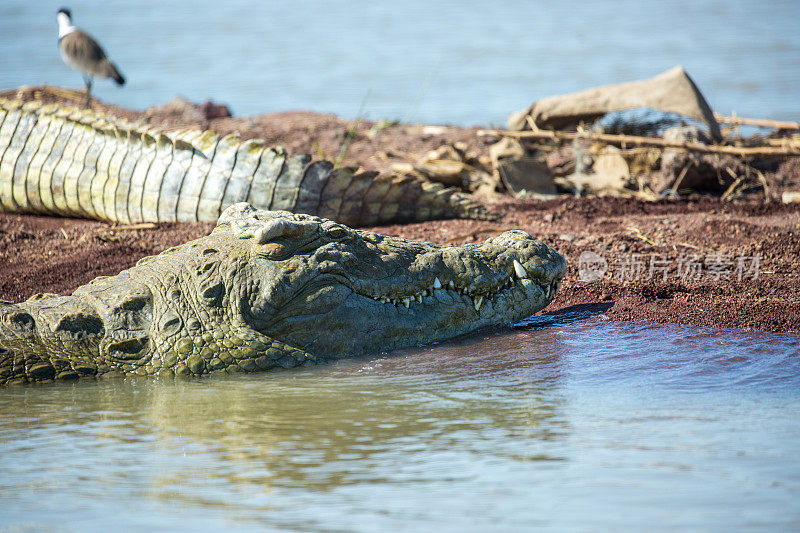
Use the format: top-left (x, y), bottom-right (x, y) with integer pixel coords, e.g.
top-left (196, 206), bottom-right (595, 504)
top-left (0, 96), bottom-right (500, 225)
top-left (312, 168), bottom-right (500, 226)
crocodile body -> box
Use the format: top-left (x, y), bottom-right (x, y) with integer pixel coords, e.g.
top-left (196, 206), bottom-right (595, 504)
top-left (0, 203), bottom-right (565, 384)
top-left (0, 98), bottom-right (491, 225)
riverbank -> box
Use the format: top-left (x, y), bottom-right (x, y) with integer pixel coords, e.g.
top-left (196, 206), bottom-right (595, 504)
top-left (1, 89), bottom-right (798, 333)
top-left (2, 196), bottom-right (797, 333)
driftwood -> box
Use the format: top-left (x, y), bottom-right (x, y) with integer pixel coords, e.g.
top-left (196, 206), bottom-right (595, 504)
top-left (477, 128), bottom-right (800, 157)
top-left (715, 113), bottom-right (800, 131)
top-left (766, 138), bottom-right (800, 149)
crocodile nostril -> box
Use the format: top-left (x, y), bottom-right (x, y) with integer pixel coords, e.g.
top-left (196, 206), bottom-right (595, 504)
top-left (486, 230), bottom-right (534, 246)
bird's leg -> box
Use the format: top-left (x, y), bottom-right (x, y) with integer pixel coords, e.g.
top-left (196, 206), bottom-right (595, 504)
top-left (83, 77), bottom-right (93, 108)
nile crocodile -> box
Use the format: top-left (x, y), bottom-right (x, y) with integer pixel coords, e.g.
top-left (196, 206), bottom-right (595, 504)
top-left (0, 203), bottom-right (565, 384)
top-left (0, 97), bottom-right (492, 226)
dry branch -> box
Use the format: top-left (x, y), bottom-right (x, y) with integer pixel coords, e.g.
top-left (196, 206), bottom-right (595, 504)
top-left (477, 128), bottom-right (800, 157)
top-left (766, 138), bottom-right (800, 148)
top-left (714, 113), bottom-right (800, 131)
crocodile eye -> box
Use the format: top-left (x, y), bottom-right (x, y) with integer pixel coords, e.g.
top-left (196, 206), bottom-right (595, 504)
top-left (325, 225), bottom-right (348, 240)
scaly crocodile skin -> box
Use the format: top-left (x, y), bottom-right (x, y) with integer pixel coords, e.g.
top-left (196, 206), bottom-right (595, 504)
top-left (0, 204), bottom-right (565, 384)
top-left (0, 98), bottom-right (495, 225)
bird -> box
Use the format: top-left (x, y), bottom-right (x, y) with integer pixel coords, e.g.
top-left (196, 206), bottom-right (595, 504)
top-left (56, 7), bottom-right (125, 107)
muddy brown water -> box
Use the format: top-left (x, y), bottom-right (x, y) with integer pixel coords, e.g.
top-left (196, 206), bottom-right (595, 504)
top-left (1, 312), bottom-right (798, 531)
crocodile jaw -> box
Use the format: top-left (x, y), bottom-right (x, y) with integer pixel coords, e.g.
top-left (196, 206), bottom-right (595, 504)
top-left (220, 206), bottom-right (566, 357)
top-left (0, 204), bottom-right (566, 384)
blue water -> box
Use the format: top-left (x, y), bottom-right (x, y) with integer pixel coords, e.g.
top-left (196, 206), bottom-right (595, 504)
top-left (1, 0), bottom-right (798, 124)
top-left (2, 3), bottom-right (800, 529)
top-left (1, 318), bottom-right (799, 531)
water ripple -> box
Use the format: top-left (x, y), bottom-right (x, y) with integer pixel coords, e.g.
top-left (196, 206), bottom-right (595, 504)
top-left (0, 322), bottom-right (798, 530)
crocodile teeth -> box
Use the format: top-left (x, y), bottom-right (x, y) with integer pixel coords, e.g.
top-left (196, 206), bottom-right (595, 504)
top-left (545, 285), bottom-right (551, 299)
top-left (513, 259), bottom-right (527, 279)
top-left (402, 298), bottom-right (410, 308)
top-left (415, 294), bottom-right (422, 303)
top-left (448, 281), bottom-right (455, 289)
top-left (433, 277), bottom-right (442, 289)
top-left (473, 295), bottom-right (484, 311)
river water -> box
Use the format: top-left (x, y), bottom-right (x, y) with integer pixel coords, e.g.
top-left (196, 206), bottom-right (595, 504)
top-left (2, 2), bottom-right (800, 530)
top-left (1, 0), bottom-right (799, 124)
top-left (1, 314), bottom-right (799, 531)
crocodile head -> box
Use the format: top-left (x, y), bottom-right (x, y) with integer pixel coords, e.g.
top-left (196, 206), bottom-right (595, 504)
top-left (216, 203), bottom-right (566, 357)
top-left (0, 203), bottom-right (565, 383)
